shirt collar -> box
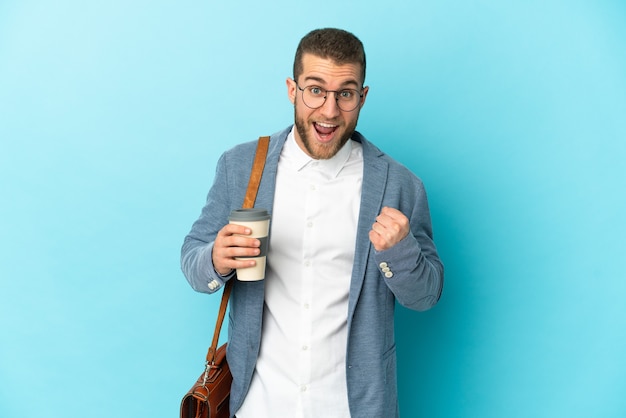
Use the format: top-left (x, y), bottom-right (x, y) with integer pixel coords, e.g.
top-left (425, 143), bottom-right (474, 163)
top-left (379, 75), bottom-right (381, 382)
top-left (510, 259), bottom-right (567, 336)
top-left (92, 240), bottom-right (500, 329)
top-left (284, 128), bottom-right (354, 179)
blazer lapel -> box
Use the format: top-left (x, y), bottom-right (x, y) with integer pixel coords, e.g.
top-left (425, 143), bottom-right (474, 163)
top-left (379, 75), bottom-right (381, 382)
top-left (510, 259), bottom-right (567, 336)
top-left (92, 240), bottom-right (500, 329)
top-left (347, 133), bottom-right (389, 324)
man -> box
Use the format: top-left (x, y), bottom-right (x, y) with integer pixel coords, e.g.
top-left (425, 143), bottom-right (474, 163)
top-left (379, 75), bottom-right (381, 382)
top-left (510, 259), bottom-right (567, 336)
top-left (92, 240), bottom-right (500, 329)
top-left (181, 28), bottom-right (443, 418)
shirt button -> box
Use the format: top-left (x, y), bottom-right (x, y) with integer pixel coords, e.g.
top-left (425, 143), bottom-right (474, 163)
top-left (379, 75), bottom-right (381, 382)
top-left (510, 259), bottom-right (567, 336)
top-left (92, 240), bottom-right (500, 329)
top-left (307, 221), bottom-right (313, 228)
top-left (302, 345), bottom-right (308, 351)
top-left (300, 385), bottom-right (307, 392)
top-left (379, 262), bottom-right (388, 269)
top-left (304, 260), bottom-right (311, 267)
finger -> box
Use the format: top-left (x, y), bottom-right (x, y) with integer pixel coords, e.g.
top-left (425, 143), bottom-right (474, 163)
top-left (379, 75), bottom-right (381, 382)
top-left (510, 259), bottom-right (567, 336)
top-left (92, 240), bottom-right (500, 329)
top-left (213, 240), bottom-right (260, 274)
top-left (222, 235), bottom-right (261, 251)
top-left (369, 229), bottom-right (391, 252)
top-left (216, 224), bottom-right (259, 248)
top-left (219, 244), bottom-right (261, 259)
top-left (380, 208), bottom-right (409, 232)
top-left (221, 223), bottom-right (253, 237)
top-left (369, 230), bottom-right (384, 251)
top-left (213, 224), bottom-right (259, 274)
top-left (373, 210), bottom-right (392, 228)
top-left (371, 219), bottom-right (394, 244)
top-left (224, 255), bottom-right (258, 269)
top-left (214, 256), bottom-right (257, 276)
top-left (373, 215), bottom-right (401, 236)
top-left (371, 218), bottom-right (385, 233)
top-left (380, 207), bottom-right (409, 227)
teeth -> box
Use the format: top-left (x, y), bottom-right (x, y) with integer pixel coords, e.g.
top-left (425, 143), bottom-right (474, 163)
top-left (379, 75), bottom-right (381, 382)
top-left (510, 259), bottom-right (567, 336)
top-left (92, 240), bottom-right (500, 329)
top-left (316, 122), bottom-right (337, 128)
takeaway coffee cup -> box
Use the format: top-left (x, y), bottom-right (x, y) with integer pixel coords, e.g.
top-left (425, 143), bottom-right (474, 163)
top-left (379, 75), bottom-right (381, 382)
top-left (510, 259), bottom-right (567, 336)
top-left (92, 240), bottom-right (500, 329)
top-left (228, 208), bottom-right (271, 281)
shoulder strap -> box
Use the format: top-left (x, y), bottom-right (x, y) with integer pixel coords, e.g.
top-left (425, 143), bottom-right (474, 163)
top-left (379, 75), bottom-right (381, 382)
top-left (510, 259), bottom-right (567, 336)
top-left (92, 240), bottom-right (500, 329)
top-left (243, 136), bottom-right (271, 208)
top-left (206, 135), bottom-right (270, 363)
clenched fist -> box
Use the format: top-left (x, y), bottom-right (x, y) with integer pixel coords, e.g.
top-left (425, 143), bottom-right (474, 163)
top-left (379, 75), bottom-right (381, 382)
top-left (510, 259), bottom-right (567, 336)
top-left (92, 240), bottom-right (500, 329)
top-left (369, 207), bottom-right (410, 252)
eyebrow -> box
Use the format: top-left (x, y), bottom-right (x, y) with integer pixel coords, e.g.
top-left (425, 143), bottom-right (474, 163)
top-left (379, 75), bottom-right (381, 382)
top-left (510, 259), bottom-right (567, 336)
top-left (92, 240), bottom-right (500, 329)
top-left (302, 75), bottom-right (360, 88)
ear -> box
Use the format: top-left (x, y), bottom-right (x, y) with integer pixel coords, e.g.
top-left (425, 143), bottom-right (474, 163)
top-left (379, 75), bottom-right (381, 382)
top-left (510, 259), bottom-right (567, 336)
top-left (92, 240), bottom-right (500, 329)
top-left (359, 86), bottom-right (370, 108)
top-left (286, 78), bottom-right (297, 105)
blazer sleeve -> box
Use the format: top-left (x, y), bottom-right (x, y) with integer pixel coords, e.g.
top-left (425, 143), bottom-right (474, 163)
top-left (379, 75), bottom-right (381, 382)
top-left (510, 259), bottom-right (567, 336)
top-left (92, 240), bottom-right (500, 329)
top-left (180, 152), bottom-right (237, 294)
top-left (374, 173), bottom-right (444, 311)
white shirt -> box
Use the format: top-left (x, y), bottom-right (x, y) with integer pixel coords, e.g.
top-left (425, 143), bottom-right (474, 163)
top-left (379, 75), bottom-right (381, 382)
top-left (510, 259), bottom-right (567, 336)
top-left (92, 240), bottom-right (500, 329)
top-left (235, 130), bottom-right (363, 418)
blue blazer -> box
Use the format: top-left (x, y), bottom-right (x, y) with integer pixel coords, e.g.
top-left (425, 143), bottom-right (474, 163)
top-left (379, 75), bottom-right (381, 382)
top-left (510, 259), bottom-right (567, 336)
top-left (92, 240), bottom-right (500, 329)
top-left (182, 126), bottom-right (444, 417)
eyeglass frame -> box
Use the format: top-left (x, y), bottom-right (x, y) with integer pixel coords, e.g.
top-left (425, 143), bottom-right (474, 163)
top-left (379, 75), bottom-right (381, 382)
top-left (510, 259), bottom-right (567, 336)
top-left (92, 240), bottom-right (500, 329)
top-left (296, 83), bottom-right (365, 112)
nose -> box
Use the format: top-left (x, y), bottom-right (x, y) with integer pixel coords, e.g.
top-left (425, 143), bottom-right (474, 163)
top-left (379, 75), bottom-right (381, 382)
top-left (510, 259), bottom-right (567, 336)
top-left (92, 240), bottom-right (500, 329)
top-left (318, 92), bottom-right (342, 118)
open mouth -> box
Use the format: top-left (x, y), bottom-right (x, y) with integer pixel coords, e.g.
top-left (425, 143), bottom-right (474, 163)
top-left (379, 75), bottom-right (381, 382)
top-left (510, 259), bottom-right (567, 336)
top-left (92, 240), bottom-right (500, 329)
top-left (314, 122), bottom-right (338, 142)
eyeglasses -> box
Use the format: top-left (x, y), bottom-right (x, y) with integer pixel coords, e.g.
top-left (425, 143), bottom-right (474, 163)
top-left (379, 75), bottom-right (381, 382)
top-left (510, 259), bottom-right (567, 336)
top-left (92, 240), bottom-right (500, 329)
top-left (296, 84), bottom-right (363, 112)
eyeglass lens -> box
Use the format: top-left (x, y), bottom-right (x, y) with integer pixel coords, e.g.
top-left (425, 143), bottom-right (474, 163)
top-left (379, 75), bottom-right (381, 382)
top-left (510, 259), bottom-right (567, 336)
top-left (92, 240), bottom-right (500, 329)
top-left (300, 86), bottom-right (361, 111)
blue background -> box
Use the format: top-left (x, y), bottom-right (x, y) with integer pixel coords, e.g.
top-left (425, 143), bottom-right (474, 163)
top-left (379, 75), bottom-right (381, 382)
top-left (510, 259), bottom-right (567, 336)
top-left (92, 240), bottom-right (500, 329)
top-left (1, 1), bottom-right (625, 417)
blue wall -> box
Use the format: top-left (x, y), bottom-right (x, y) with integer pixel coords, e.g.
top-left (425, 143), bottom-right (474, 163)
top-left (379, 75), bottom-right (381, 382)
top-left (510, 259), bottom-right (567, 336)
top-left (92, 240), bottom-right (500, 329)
top-left (1, 1), bottom-right (625, 417)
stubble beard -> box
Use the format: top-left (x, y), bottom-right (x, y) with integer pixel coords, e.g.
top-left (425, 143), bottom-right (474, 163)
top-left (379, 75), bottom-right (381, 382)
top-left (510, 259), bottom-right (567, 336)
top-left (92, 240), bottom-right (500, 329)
top-left (294, 106), bottom-right (358, 160)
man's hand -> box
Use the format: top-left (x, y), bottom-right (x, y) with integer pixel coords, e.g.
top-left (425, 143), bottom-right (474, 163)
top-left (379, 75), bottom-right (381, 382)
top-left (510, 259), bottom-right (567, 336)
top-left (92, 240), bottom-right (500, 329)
top-left (369, 207), bottom-right (410, 252)
top-left (212, 224), bottom-right (261, 275)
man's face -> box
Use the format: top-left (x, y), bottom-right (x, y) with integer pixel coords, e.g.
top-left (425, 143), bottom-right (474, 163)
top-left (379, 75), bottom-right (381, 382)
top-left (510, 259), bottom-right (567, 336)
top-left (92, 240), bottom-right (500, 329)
top-left (287, 53), bottom-right (368, 160)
